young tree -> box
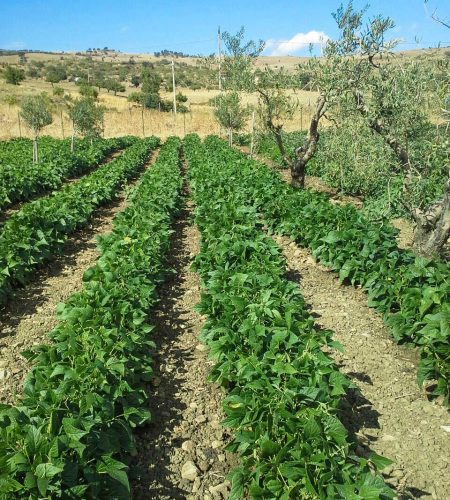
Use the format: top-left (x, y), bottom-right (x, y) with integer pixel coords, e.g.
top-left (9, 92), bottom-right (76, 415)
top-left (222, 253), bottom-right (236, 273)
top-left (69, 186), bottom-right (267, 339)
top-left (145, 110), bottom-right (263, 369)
top-left (45, 65), bottom-right (67, 87)
top-left (3, 65), bottom-right (25, 85)
top-left (20, 95), bottom-right (53, 163)
top-left (131, 74), bottom-right (140, 87)
top-left (68, 97), bottom-right (104, 150)
top-left (3, 95), bottom-right (18, 109)
top-left (141, 68), bottom-right (161, 94)
top-left (104, 78), bottom-right (125, 95)
top-left (220, 27), bottom-right (321, 187)
top-left (221, 27), bottom-right (264, 91)
top-left (255, 68), bottom-right (298, 167)
top-left (214, 91), bottom-right (248, 145)
top-left (53, 86), bottom-right (65, 98)
top-left (79, 83), bottom-right (99, 100)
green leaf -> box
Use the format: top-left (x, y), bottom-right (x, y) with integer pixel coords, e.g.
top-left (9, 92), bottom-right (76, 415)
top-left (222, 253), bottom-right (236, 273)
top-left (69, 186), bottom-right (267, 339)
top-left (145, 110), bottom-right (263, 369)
top-left (35, 462), bottom-right (64, 479)
top-left (304, 416), bottom-right (321, 440)
top-left (62, 419), bottom-right (88, 442)
top-left (368, 453), bottom-right (393, 470)
top-left (260, 438), bottom-right (279, 458)
top-left (37, 477), bottom-right (49, 496)
top-left (229, 467), bottom-right (246, 500)
top-left (107, 468), bottom-right (129, 491)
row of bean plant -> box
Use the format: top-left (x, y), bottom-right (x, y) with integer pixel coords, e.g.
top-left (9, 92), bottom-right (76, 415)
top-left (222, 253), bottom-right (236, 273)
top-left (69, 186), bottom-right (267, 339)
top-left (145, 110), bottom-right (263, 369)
top-left (185, 134), bottom-right (393, 499)
top-left (0, 137), bottom-right (183, 498)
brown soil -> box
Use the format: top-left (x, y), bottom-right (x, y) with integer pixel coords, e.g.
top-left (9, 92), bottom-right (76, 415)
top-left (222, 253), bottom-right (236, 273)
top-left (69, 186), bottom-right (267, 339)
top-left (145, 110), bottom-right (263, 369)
top-left (391, 218), bottom-right (415, 251)
top-left (0, 151), bottom-right (158, 404)
top-left (131, 198), bottom-right (236, 499)
top-left (275, 235), bottom-right (450, 500)
top-left (305, 174), bottom-right (364, 207)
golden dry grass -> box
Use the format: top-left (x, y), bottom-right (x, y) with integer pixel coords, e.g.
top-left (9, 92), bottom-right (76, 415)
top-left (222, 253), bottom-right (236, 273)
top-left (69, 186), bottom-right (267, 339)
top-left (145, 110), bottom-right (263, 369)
top-left (0, 78), bottom-right (320, 140)
top-left (1, 46), bottom-right (446, 140)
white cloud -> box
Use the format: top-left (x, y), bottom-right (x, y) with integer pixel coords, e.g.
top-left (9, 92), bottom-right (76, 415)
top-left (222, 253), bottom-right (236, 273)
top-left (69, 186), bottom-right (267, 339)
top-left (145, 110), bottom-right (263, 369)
top-left (119, 26), bottom-right (130, 34)
top-left (264, 31), bottom-right (330, 56)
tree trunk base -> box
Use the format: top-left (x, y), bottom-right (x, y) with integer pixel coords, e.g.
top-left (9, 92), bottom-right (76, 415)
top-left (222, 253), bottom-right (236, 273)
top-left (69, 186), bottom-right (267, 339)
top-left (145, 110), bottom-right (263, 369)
top-left (291, 159), bottom-right (306, 189)
top-left (412, 186), bottom-right (450, 259)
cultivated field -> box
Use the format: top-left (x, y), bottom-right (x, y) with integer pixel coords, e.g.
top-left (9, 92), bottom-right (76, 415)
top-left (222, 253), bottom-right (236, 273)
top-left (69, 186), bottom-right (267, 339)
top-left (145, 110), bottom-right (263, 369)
top-left (0, 36), bottom-right (449, 500)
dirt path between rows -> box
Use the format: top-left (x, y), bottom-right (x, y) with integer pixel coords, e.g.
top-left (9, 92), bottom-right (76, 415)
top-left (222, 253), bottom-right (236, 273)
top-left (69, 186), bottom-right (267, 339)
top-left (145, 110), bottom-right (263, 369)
top-left (0, 150), bottom-right (159, 404)
top-left (274, 235), bottom-right (450, 500)
top-left (131, 198), bottom-right (236, 500)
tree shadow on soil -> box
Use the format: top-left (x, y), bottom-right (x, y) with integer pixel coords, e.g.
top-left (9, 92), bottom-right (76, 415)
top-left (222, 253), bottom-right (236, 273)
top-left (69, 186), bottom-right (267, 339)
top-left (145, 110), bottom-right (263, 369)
top-left (284, 264), bottom-right (432, 500)
top-left (130, 203), bottom-right (194, 500)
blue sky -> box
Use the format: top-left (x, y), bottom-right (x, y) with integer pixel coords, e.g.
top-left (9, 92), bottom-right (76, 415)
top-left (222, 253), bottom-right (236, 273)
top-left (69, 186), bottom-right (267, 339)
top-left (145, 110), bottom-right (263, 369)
top-left (0, 0), bottom-right (449, 55)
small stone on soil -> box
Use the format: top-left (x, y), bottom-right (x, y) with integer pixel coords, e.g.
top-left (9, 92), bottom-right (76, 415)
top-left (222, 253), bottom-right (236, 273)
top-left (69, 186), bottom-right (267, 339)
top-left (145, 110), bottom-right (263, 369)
top-left (182, 440), bottom-right (195, 453)
top-left (181, 461), bottom-right (199, 481)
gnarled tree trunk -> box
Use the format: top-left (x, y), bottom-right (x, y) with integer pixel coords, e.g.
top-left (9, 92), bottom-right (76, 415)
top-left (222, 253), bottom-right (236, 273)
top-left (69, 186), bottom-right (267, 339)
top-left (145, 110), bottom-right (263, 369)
top-left (291, 95), bottom-right (326, 188)
top-left (257, 89), bottom-right (292, 167)
top-left (354, 91), bottom-right (449, 259)
top-left (257, 90), bottom-right (327, 188)
top-left (412, 176), bottom-right (450, 259)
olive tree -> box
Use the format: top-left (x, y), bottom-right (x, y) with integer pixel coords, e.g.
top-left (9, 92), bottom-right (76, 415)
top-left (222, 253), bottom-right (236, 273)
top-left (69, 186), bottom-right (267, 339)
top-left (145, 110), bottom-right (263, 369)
top-left (214, 91), bottom-right (248, 145)
top-left (221, 27), bottom-right (264, 91)
top-left (255, 68), bottom-right (298, 167)
top-left (20, 95), bottom-right (53, 163)
top-left (220, 27), bottom-right (315, 187)
top-left (104, 79), bottom-right (125, 95)
top-left (45, 65), bottom-right (67, 87)
top-left (319, 1), bottom-right (449, 258)
top-left (3, 65), bottom-right (25, 85)
top-left (221, 9), bottom-right (449, 258)
top-left (68, 97), bottom-right (104, 151)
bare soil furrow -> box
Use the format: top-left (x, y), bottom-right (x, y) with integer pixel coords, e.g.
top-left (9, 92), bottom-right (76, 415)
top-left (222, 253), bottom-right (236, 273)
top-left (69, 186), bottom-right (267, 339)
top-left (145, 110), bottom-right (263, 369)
top-left (275, 235), bottom-right (450, 500)
top-left (132, 199), bottom-right (236, 500)
top-left (0, 151), bottom-right (158, 404)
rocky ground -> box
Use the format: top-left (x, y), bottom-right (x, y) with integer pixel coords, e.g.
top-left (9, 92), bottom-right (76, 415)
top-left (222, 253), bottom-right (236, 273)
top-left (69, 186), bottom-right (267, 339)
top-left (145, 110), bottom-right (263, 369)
top-left (131, 198), bottom-right (237, 499)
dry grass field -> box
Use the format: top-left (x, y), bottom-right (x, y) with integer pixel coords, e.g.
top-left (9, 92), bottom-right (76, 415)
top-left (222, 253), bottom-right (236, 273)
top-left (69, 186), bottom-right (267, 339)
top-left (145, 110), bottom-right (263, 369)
top-left (0, 78), bottom-right (320, 140)
top-left (0, 47), bottom-right (446, 140)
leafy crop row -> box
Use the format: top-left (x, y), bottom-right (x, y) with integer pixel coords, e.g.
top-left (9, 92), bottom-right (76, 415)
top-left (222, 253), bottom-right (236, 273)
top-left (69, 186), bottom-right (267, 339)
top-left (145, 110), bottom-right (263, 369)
top-left (184, 134), bottom-right (393, 499)
top-left (0, 137), bottom-right (182, 498)
top-left (0, 136), bottom-right (137, 210)
top-left (0, 137), bottom-right (159, 307)
top-left (203, 137), bottom-right (450, 402)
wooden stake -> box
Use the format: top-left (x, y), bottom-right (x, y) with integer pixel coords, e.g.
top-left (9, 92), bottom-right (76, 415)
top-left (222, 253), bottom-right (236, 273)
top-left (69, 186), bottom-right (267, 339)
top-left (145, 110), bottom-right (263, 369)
top-left (250, 110), bottom-right (255, 158)
top-left (171, 59), bottom-right (177, 115)
top-left (18, 111), bottom-right (22, 138)
top-left (60, 109), bottom-right (65, 138)
top-left (141, 106), bottom-right (145, 137)
top-left (183, 112), bottom-right (186, 136)
top-left (71, 121), bottom-right (75, 153)
top-left (300, 106), bottom-right (303, 130)
top-left (218, 26), bottom-right (222, 91)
